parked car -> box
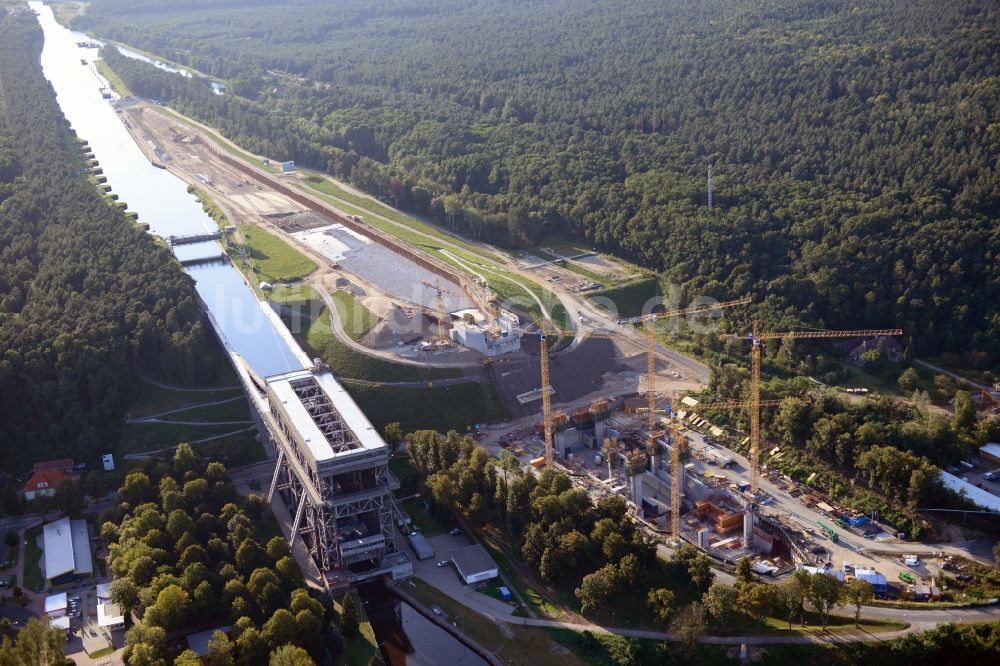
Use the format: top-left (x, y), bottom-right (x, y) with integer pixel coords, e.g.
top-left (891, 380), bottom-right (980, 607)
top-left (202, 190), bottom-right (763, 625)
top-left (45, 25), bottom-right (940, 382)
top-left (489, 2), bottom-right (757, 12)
top-left (436, 560), bottom-right (450, 568)
top-left (432, 606), bottom-right (443, 616)
top-left (450, 528), bottom-right (462, 536)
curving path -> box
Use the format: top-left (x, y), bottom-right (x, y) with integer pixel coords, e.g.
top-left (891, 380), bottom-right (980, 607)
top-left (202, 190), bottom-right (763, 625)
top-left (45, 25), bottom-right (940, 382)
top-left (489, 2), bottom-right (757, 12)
top-left (312, 280), bottom-right (483, 369)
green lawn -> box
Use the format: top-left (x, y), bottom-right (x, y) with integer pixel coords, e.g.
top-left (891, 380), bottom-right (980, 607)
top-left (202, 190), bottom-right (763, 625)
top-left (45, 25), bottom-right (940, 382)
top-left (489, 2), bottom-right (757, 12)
top-left (333, 593), bottom-right (379, 666)
top-left (587, 275), bottom-right (660, 318)
top-left (48, 1), bottom-right (85, 26)
top-left (345, 382), bottom-right (509, 434)
top-left (22, 526), bottom-right (43, 593)
top-left (329, 290), bottom-right (379, 340)
top-left (94, 59), bottom-right (132, 97)
top-left (120, 422), bottom-right (257, 456)
top-left (2, 544), bottom-right (17, 571)
top-left (531, 248), bottom-right (611, 287)
top-left (126, 379), bottom-right (242, 418)
top-left (228, 225), bottom-right (316, 284)
top-left (300, 173), bottom-right (501, 263)
top-left (298, 308), bottom-right (460, 383)
top-left (188, 185), bottom-right (228, 229)
top-left (402, 499), bottom-right (446, 536)
top-left (251, 514), bottom-right (285, 544)
top-left (88, 647), bottom-right (114, 659)
top-left (164, 397), bottom-right (251, 423)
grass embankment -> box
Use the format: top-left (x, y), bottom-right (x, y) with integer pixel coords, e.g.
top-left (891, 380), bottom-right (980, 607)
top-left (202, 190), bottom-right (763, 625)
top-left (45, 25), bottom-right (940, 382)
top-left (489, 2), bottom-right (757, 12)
top-left (347, 382), bottom-right (509, 434)
top-left (283, 294), bottom-right (508, 431)
top-left (334, 592), bottom-right (380, 666)
top-left (328, 290), bottom-right (379, 340)
top-left (301, 173), bottom-right (501, 263)
top-left (94, 58), bottom-right (132, 97)
top-left (188, 184), bottom-right (228, 229)
top-left (120, 378), bottom-right (262, 465)
top-left (227, 225), bottom-right (316, 284)
top-left (530, 248), bottom-right (611, 287)
top-left (22, 525), bottom-right (43, 593)
top-left (586, 275), bottom-right (660, 319)
top-left (405, 578), bottom-right (589, 666)
top-left (48, 1), bottom-right (85, 26)
top-left (296, 303), bottom-right (458, 383)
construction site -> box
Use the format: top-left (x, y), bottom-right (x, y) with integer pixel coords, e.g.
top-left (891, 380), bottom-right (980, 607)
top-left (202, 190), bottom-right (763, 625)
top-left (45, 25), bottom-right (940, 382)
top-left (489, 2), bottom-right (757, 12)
top-left (116, 100), bottom-right (702, 418)
top-left (484, 312), bottom-right (950, 594)
top-left (114, 99), bottom-right (969, 598)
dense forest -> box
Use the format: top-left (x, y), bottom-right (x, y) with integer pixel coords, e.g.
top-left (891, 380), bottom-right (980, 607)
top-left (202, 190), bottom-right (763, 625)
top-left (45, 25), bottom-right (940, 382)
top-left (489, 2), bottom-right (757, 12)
top-left (103, 444), bottom-right (346, 664)
top-left (80, 0), bottom-right (1000, 361)
top-left (0, 7), bottom-right (220, 467)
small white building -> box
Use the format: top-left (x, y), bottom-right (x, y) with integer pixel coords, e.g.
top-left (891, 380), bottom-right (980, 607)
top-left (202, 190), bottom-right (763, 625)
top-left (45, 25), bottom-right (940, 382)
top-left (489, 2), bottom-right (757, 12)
top-left (449, 310), bottom-right (522, 356)
top-left (97, 603), bottom-right (125, 630)
top-left (450, 544), bottom-right (499, 585)
top-left (50, 616), bottom-right (71, 633)
top-left (96, 582), bottom-right (112, 602)
top-left (44, 592), bottom-right (68, 618)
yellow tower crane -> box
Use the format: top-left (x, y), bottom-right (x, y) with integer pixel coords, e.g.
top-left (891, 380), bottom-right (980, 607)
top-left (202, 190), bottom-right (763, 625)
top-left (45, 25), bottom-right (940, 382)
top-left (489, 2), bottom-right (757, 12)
top-left (629, 296), bottom-right (752, 435)
top-left (420, 280), bottom-right (451, 344)
top-left (537, 322), bottom-right (556, 467)
top-left (578, 296), bottom-right (750, 528)
top-left (720, 323), bottom-right (904, 495)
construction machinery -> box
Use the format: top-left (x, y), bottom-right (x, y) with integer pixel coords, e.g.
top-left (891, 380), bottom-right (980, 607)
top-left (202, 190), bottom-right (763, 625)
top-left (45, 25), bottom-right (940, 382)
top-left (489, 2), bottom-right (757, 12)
top-left (720, 322), bottom-right (904, 495)
top-left (629, 296), bottom-right (752, 436)
top-left (421, 280), bottom-right (451, 344)
top-left (580, 296), bottom-right (751, 533)
top-left (537, 323), bottom-right (555, 467)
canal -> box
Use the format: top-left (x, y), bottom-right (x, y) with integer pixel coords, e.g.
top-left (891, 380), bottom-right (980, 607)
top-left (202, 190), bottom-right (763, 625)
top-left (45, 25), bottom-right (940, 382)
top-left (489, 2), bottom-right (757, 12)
top-left (360, 582), bottom-right (490, 666)
top-left (31, 4), bottom-right (490, 663)
top-left (31, 1), bottom-right (300, 377)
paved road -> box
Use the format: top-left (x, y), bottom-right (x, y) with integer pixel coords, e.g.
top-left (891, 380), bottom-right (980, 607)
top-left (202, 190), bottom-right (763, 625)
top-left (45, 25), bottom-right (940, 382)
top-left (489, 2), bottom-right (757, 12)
top-left (312, 280), bottom-right (482, 369)
top-left (915, 359), bottom-right (990, 390)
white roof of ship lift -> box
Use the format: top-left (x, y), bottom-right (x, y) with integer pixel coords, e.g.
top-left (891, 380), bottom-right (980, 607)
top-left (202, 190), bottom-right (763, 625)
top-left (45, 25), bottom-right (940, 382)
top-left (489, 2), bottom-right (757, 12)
top-left (939, 470), bottom-right (1000, 512)
top-left (267, 369), bottom-right (384, 463)
top-left (43, 518), bottom-right (74, 579)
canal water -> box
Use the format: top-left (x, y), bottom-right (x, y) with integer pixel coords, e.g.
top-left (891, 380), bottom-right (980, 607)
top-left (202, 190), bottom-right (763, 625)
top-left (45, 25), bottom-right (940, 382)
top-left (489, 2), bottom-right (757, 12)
top-left (360, 582), bottom-right (490, 666)
top-left (31, 2), bottom-right (300, 377)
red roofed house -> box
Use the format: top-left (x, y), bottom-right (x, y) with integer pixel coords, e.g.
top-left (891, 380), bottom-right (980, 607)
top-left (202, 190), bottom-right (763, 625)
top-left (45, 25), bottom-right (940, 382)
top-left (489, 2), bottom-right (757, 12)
top-left (22, 469), bottom-right (66, 501)
top-left (22, 459), bottom-right (74, 502)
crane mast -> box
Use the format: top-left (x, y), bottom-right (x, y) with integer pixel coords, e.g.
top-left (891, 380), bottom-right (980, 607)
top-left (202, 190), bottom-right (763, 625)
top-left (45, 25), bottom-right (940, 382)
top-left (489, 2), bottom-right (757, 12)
top-left (721, 324), bottom-right (903, 495)
top-left (539, 325), bottom-right (554, 467)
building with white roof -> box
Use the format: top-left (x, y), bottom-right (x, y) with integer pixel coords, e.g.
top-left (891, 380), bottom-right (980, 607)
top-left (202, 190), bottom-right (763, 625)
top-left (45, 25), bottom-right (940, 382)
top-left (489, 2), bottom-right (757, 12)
top-left (979, 442), bottom-right (1000, 466)
top-left (939, 470), bottom-right (1000, 512)
top-left (97, 603), bottom-right (125, 630)
top-left (43, 517), bottom-right (92, 583)
top-left (44, 592), bottom-right (68, 617)
top-left (259, 366), bottom-right (404, 584)
top-left (96, 582), bottom-right (112, 601)
top-left (50, 616), bottom-right (71, 633)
